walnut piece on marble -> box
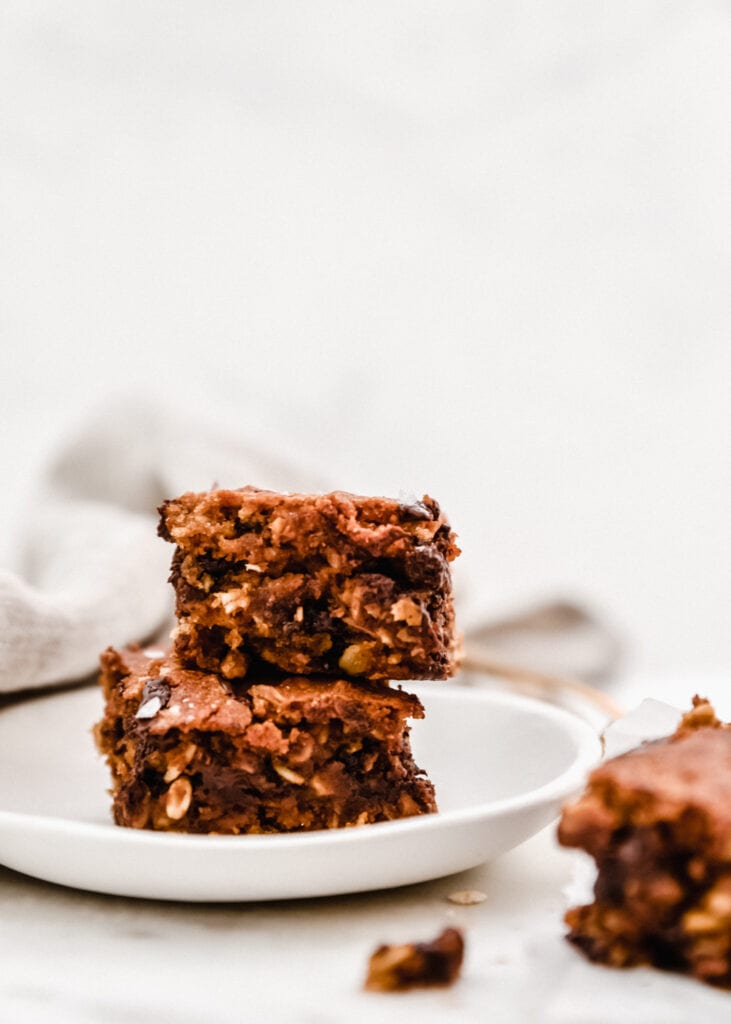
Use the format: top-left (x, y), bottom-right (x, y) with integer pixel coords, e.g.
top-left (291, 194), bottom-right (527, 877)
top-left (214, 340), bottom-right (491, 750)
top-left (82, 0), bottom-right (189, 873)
top-left (364, 927), bottom-right (464, 992)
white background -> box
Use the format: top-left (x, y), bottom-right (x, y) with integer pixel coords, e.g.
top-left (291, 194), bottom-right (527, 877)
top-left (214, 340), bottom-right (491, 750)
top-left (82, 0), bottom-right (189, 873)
top-left (3, 1), bottom-right (731, 675)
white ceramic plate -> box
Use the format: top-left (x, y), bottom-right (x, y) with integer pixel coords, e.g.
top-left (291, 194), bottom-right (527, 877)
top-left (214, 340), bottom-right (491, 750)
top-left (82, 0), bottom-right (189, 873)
top-left (0, 683), bottom-right (600, 902)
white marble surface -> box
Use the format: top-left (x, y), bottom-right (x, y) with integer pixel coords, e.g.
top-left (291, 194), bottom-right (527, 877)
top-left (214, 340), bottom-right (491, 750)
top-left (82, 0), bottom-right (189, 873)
top-left (1, 819), bottom-right (729, 1023)
top-left (0, 814), bottom-right (728, 1024)
top-left (2, 3), bottom-right (731, 1020)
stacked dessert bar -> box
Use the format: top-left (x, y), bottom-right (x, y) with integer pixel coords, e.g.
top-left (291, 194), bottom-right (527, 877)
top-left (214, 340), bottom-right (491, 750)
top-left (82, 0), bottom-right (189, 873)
top-left (96, 488), bottom-right (460, 834)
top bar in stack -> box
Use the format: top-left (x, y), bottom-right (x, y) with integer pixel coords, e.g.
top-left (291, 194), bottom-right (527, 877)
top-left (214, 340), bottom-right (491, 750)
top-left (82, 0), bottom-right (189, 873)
top-left (158, 487), bottom-right (460, 681)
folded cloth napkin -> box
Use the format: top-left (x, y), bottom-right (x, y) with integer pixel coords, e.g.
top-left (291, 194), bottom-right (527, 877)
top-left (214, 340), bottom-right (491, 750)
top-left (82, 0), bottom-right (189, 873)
top-left (0, 402), bottom-right (321, 694)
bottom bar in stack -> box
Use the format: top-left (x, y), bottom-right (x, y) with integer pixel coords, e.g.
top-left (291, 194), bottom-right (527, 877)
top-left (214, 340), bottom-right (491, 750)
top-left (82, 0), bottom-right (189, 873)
top-left (95, 646), bottom-right (436, 834)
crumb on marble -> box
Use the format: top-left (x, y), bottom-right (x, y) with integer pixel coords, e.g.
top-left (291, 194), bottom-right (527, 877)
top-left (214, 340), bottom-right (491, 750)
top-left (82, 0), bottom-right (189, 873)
top-left (364, 927), bottom-right (464, 992)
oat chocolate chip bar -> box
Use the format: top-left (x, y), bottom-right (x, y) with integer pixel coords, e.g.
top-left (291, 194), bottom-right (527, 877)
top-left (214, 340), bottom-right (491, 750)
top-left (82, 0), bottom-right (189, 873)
top-left (559, 697), bottom-right (731, 988)
top-left (158, 487), bottom-right (460, 681)
top-left (95, 646), bottom-right (436, 834)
